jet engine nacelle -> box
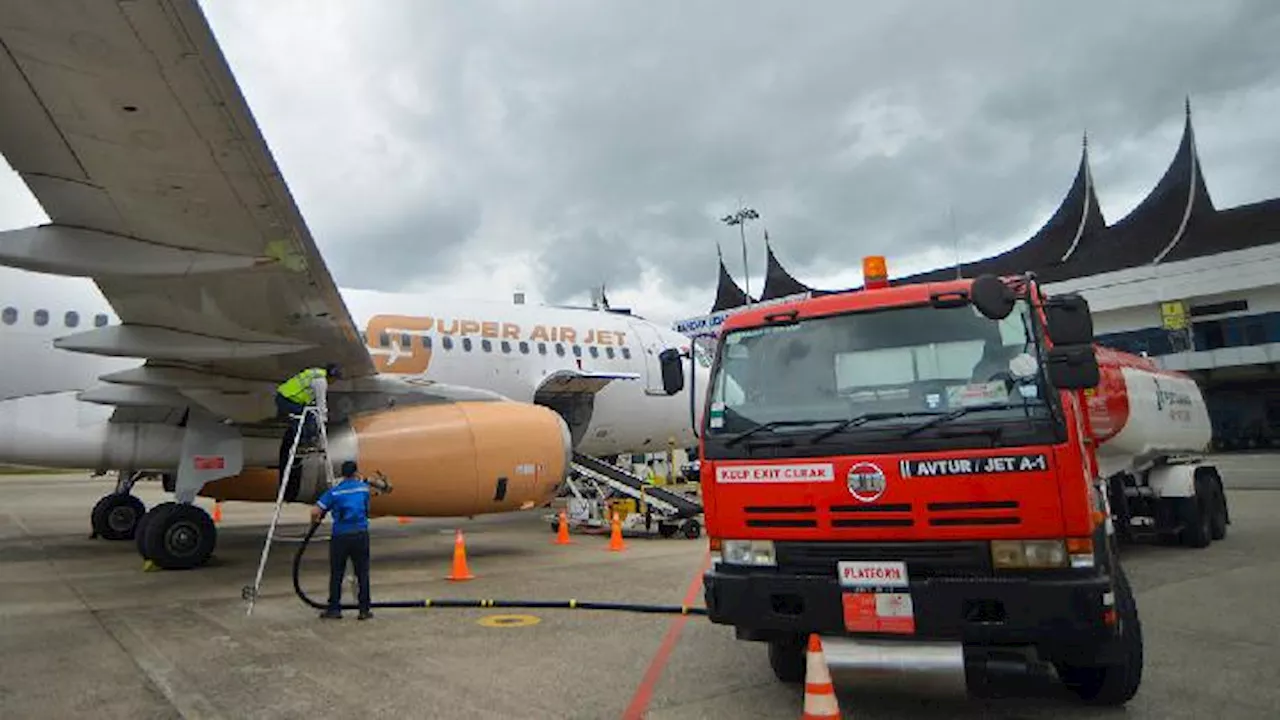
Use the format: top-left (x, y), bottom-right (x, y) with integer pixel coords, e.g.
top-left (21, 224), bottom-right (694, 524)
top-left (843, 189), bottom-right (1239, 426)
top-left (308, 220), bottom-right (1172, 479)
top-left (200, 401), bottom-right (572, 517)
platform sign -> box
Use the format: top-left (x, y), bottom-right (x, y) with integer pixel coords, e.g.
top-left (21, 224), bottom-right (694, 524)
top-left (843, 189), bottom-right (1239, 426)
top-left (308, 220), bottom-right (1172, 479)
top-left (1161, 301), bottom-right (1188, 331)
top-left (838, 560), bottom-right (916, 634)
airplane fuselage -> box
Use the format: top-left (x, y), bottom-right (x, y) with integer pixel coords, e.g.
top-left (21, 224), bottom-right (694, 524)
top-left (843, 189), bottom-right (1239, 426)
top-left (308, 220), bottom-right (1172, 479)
top-left (0, 270), bottom-right (710, 469)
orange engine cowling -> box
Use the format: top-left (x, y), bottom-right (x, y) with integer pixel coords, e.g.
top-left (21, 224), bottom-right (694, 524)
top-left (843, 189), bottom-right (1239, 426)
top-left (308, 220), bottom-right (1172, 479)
top-left (200, 401), bottom-right (572, 518)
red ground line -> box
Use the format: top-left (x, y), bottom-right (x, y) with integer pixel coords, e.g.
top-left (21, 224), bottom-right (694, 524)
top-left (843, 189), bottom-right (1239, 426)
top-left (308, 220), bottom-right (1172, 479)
top-left (621, 552), bottom-right (712, 720)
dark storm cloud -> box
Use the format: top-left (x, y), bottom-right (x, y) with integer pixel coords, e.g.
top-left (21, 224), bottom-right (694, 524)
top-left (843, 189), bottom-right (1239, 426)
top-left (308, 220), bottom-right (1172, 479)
top-left (210, 0), bottom-right (1280, 315)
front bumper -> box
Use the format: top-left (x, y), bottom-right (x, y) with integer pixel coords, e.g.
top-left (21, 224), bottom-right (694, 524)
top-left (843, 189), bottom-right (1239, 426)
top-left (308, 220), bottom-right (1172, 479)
top-left (703, 566), bottom-right (1119, 664)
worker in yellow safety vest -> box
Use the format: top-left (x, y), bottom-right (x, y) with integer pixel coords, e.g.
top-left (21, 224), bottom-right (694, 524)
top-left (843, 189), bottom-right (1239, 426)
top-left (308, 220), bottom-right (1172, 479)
top-left (276, 363), bottom-right (342, 478)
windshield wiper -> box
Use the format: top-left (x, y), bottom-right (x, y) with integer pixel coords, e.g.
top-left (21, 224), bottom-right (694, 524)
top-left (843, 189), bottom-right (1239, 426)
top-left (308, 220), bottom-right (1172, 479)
top-left (724, 419), bottom-right (840, 447)
top-left (898, 402), bottom-right (1031, 439)
top-left (809, 412), bottom-right (913, 443)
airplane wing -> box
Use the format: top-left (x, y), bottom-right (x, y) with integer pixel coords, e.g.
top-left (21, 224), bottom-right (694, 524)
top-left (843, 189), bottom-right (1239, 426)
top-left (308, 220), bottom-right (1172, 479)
top-left (0, 0), bottom-right (375, 422)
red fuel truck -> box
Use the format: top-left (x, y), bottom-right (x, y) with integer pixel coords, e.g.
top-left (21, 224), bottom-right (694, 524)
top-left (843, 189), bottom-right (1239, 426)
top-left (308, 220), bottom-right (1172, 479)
top-left (696, 259), bottom-right (1228, 706)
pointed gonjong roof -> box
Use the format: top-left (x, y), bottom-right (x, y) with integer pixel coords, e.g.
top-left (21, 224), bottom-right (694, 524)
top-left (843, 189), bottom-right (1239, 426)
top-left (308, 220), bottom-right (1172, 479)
top-left (709, 245), bottom-right (755, 313)
top-left (759, 234), bottom-right (813, 301)
top-left (903, 133), bottom-right (1107, 284)
top-left (704, 102), bottom-right (1280, 308)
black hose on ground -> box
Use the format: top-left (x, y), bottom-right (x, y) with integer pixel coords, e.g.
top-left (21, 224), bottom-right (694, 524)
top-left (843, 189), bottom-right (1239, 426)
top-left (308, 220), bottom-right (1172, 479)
top-left (291, 514), bottom-right (709, 616)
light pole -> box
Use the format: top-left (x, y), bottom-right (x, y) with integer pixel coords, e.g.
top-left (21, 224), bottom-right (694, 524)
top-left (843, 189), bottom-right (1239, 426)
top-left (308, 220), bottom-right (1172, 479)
top-left (720, 205), bottom-right (759, 301)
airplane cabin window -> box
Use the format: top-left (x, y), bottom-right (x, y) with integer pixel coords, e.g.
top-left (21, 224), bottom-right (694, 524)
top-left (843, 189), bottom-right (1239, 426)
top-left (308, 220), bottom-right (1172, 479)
top-left (34, 309), bottom-right (48, 327)
top-left (481, 339), bottom-right (492, 353)
top-left (1, 307), bottom-right (15, 325)
top-left (462, 338), bottom-right (473, 352)
top-left (442, 336), bottom-right (454, 350)
top-left (65, 311), bottom-right (79, 328)
top-left (423, 335), bottom-right (432, 349)
top-left (501, 341), bottom-right (512, 353)
top-left (572, 345), bottom-right (582, 357)
top-left (555, 343), bottom-right (565, 356)
top-left (622, 347), bottom-right (632, 359)
top-left (606, 347), bottom-right (615, 359)
top-left (589, 346), bottom-right (599, 358)
top-left (538, 342), bottom-right (547, 355)
top-left (94, 313), bottom-right (109, 327)
top-left (519, 341), bottom-right (530, 354)
top-left (401, 333), bottom-right (411, 348)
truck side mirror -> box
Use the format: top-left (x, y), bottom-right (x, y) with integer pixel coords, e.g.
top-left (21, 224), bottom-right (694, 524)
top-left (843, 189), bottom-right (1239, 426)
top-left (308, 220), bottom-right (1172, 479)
top-left (1044, 294), bottom-right (1094, 346)
top-left (659, 348), bottom-right (685, 396)
top-left (971, 274), bottom-right (1015, 320)
top-left (1045, 345), bottom-right (1100, 390)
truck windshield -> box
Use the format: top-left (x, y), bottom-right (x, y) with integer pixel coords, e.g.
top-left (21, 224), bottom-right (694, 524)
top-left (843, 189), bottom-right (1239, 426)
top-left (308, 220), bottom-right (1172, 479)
top-left (707, 299), bottom-right (1052, 440)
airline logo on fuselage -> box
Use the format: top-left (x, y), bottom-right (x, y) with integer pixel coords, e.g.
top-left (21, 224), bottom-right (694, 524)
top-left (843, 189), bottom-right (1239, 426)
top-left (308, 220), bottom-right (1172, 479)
top-left (363, 314), bottom-right (631, 374)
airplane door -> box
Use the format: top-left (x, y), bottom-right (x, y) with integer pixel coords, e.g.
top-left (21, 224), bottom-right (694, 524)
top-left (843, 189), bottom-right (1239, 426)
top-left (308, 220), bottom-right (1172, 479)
top-left (626, 320), bottom-right (668, 395)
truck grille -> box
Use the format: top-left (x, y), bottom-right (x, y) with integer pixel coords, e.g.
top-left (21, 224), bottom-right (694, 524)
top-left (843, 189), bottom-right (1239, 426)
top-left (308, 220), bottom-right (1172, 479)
top-left (774, 541), bottom-right (993, 578)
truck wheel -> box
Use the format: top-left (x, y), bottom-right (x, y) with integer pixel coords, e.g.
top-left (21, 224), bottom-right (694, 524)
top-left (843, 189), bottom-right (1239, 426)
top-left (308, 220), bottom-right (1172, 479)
top-left (1178, 478), bottom-right (1213, 549)
top-left (767, 637), bottom-right (806, 684)
top-left (1056, 567), bottom-right (1143, 705)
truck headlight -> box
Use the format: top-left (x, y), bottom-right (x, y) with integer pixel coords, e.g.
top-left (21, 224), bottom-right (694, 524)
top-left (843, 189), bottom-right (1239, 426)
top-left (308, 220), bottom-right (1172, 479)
top-left (991, 540), bottom-right (1068, 569)
top-left (720, 540), bottom-right (777, 567)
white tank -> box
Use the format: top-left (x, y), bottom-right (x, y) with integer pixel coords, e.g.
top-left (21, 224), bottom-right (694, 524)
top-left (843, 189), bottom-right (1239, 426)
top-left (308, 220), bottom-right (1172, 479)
top-left (1086, 346), bottom-right (1212, 478)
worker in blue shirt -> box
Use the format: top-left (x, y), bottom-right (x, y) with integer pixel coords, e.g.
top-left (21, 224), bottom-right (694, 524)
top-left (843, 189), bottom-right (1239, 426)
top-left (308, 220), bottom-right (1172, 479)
top-left (312, 460), bottom-right (391, 620)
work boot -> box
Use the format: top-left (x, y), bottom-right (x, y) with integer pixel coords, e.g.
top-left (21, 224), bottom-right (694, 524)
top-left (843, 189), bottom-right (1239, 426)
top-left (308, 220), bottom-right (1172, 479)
top-left (319, 609), bottom-right (342, 620)
top-left (358, 610), bottom-right (374, 621)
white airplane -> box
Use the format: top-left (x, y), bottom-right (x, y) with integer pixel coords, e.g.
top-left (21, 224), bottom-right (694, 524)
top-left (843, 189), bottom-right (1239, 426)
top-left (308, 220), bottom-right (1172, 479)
top-left (0, 1), bottom-right (710, 570)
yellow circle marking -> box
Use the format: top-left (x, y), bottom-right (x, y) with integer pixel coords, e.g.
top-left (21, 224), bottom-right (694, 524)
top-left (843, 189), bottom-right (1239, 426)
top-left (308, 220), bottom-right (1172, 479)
top-left (477, 613), bottom-right (541, 628)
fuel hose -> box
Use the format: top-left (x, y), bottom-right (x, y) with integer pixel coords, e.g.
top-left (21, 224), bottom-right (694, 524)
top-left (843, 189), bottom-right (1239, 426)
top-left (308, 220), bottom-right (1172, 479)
top-left (291, 513), bottom-right (709, 616)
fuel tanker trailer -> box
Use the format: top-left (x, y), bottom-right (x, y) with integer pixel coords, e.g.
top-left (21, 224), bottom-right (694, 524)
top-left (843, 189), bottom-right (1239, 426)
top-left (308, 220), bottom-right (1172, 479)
top-left (1088, 345), bottom-right (1228, 548)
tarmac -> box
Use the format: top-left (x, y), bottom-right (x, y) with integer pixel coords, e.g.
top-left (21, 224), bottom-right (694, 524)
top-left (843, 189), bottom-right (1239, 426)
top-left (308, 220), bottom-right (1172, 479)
top-left (2, 453), bottom-right (1279, 719)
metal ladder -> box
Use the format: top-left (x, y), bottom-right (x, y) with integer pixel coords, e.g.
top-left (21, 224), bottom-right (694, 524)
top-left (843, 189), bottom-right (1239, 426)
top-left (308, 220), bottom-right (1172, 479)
top-left (243, 405), bottom-right (335, 616)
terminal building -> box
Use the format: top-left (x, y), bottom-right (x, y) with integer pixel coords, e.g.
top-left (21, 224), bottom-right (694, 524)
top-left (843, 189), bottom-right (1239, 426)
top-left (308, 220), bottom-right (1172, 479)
top-left (674, 103), bottom-right (1280, 450)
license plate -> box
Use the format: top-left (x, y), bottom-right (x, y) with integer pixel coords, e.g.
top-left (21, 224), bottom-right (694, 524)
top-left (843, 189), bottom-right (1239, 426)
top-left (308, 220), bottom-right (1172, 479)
top-left (837, 561), bottom-right (916, 635)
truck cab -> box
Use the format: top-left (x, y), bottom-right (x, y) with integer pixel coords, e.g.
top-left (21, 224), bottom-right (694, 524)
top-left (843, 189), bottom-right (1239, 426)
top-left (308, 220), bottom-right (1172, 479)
top-left (697, 260), bottom-right (1146, 705)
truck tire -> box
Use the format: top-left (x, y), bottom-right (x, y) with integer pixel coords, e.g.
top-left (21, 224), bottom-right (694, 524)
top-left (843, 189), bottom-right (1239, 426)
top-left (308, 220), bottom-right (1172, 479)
top-left (1178, 477), bottom-right (1213, 549)
top-left (1055, 567), bottom-right (1143, 705)
top-left (767, 636), bottom-right (806, 684)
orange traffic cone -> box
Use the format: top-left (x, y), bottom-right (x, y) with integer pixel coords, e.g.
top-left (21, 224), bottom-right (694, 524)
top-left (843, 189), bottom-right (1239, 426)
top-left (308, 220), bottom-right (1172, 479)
top-left (607, 511), bottom-right (626, 552)
top-left (554, 510), bottom-right (573, 545)
top-left (397, 516), bottom-right (411, 525)
top-left (212, 501), bottom-right (222, 524)
top-left (801, 634), bottom-right (841, 719)
top-left (446, 528), bottom-right (475, 581)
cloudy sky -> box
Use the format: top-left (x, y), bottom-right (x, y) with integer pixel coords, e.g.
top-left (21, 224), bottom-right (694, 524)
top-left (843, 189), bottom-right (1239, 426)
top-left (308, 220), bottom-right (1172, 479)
top-left (3, 0), bottom-right (1280, 325)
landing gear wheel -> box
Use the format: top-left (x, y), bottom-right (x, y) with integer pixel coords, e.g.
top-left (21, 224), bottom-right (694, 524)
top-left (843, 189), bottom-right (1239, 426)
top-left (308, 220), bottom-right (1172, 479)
top-left (136, 502), bottom-right (175, 560)
top-left (1178, 477), bottom-right (1213, 548)
top-left (1055, 567), bottom-right (1143, 705)
top-left (139, 503), bottom-right (216, 570)
top-left (680, 518), bottom-right (702, 539)
top-left (767, 636), bottom-right (806, 684)
top-left (91, 493), bottom-right (146, 540)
